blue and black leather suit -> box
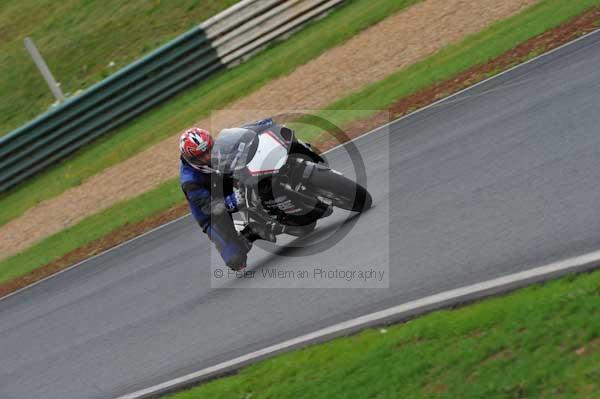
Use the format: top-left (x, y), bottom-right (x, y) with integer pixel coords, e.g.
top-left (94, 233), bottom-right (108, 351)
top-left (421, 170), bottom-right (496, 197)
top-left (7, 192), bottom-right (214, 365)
top-left (180, 157), bottom-right (249, 269)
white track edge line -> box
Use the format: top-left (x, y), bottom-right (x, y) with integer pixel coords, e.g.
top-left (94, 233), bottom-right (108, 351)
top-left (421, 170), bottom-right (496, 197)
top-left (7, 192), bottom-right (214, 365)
top-left (0, 215), bottom-right (190, 302)
top-left (323, 27), bottom-right (600, 154)
top-left (3, 28), bottom-right (599, 303)
top-left (116, 250), bottom-right (600, 399)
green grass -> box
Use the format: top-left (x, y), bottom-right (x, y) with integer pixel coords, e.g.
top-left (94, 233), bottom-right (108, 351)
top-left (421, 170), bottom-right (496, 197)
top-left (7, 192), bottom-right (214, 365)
top-left (2, 0), bottom-right (600, 285)
top-left (0, 0), bottom-right (420, 228)
top-left (0, 0), bottom-right (239, 136)
top-left (164, 270), bottom-right (600, 399)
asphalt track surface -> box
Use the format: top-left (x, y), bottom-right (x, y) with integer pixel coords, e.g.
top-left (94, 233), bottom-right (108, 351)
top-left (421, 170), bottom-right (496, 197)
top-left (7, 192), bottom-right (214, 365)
top-left (2, 31), bottom-right (600, 399)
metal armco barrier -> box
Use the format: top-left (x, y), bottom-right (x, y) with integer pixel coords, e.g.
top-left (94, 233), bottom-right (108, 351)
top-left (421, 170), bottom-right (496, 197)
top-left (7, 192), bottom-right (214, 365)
top-left (0, 0), bottom-right (344, 193)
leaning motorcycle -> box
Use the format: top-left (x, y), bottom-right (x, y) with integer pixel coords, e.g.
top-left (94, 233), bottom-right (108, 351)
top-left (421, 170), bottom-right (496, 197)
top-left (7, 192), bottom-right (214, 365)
top-left (210, 119), bottom-right (372, 241)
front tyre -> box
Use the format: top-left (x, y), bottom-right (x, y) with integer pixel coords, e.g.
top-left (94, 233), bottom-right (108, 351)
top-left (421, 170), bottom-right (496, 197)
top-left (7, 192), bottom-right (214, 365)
top-left (304, 164), bottom-right (372, 212)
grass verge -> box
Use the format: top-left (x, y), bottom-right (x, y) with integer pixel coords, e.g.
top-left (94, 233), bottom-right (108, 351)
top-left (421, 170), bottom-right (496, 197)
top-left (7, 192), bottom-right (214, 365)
top-left (2, 1), bottom-right (600, 291)
top-left (0, 179), bottom-right (181, 285)
top-left (0, 0), bottom-right (238, 135)
top-left (0, 0), bottom-right (420, 227)
top-left (163, 269), bottom-right (600, 399)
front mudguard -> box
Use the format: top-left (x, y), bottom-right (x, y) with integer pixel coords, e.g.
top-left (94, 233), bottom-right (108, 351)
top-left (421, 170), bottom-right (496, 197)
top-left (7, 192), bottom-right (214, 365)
top-left (290, 139), bottom-right (327, 165)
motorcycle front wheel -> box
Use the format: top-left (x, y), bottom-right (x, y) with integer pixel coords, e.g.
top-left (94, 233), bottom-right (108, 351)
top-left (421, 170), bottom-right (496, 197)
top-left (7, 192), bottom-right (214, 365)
top-left (304, 165), bottom-right (372, 212)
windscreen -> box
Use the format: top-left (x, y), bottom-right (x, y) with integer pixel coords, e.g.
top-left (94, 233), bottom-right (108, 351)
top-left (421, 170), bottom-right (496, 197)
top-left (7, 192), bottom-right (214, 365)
top-left (211, 128), bottom-right (258, 174)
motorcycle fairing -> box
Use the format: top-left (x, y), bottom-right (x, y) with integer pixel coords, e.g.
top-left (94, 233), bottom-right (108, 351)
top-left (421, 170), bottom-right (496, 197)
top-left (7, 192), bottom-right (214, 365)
top-left (246, 130), bottom-right (289, 176)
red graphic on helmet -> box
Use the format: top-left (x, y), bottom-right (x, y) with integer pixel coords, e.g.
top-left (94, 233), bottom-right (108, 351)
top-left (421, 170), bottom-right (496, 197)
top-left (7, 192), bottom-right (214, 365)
top-left (179, 128), bottom-right (214, 169)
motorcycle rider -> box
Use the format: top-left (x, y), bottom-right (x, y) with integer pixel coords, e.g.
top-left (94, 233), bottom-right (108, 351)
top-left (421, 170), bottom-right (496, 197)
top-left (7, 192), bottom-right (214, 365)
top-left (179, 127), bottom-right (256, 271)
top-left (180, 120), bottom-right (336, 271)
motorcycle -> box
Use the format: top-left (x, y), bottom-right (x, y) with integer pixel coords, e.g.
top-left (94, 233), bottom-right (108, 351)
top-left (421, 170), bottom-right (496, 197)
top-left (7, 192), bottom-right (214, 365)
top-left (210, 119), bottom-right (372, 242)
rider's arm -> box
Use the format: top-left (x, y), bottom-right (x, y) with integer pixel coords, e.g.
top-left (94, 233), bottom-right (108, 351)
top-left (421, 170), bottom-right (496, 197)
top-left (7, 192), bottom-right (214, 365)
top-left (180, 160), bottom-right (217, 225)
top-left (183, 181), bottom-right (241, 216)
top-left (181, 164), bottom-right (239, 217)
top-left (182, 180), bottom-right (213, 216)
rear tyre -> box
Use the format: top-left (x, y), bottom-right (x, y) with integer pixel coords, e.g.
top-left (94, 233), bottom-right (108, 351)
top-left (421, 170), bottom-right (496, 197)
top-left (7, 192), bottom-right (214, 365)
top-left (305, 164), bottom-right (372, 212)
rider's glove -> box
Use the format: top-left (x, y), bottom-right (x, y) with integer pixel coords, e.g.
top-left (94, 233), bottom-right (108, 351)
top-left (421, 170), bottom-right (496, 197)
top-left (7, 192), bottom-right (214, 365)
top-left (224, 188), bottom-right (245, 212)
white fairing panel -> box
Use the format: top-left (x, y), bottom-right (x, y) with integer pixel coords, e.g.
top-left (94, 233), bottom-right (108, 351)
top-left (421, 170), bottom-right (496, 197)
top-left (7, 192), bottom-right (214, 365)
top-left (246, 132), bottom-right (288, 175)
